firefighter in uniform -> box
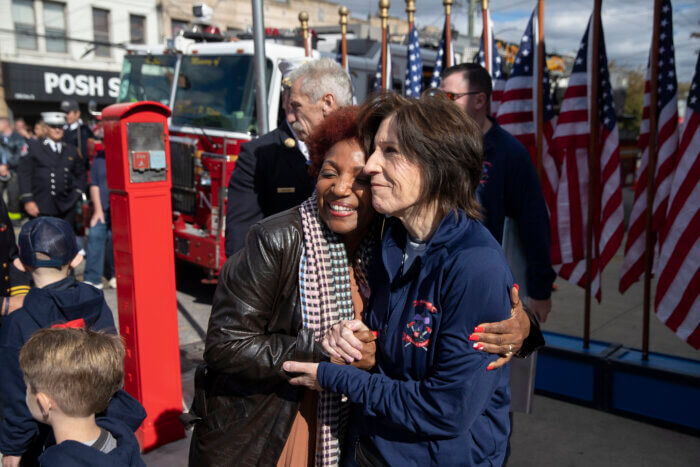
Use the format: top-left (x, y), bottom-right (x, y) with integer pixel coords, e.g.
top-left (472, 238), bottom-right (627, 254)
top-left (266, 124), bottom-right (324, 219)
top-left (61, 99), bottom-right (95, 165)
top-left (225, 58), bottom-right (352, 257)
top-left (18, 112), bottom-right (86, 227)
top-left (0, 197), bottom-right (30, 324)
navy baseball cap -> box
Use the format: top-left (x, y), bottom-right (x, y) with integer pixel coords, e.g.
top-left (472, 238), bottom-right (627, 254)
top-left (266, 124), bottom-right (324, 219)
top-left (18, 218), bottom-right (80, 268)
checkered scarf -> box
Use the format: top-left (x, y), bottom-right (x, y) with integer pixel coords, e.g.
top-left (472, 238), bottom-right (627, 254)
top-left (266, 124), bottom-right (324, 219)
top-left (299, 194), bottom-right (374, 466)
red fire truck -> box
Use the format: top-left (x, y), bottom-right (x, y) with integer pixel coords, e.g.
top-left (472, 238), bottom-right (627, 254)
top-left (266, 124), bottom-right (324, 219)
top-left (117, 35), bottom-right (318, 280)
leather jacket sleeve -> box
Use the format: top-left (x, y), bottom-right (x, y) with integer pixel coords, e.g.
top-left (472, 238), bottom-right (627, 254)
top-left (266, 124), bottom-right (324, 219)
top-left (517, 304), bottom-right (545, 358)
top-left (204, 220), bottom-right (325, 384)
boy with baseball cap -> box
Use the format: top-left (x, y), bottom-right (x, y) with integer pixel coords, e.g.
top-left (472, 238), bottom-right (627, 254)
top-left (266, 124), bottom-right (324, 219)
top-left (0, 217), bottom-right (145, 466)
top-left (19, 327), bottom-right (145, 466)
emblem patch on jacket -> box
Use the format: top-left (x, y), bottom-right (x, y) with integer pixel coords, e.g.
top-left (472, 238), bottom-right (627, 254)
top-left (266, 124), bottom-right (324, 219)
top-left (403, 300), bottom-right (438, 350)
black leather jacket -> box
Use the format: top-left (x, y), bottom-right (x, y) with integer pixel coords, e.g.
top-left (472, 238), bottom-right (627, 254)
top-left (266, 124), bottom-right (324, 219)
top-left (189, 208), bottom-right (327, 467)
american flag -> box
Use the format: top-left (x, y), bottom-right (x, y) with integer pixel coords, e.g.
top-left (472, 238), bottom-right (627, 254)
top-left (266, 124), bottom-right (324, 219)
top-left (496, 7), bottom-right (559, 218)
top-left (374, 44), bottom-right (392, 91)
top-left (550, 16), bottom-right (624, 301)
top-left (429, 19), bottom-right (453, 89)
top-left (476, 12), bottom-right (506, 116)
top-left (654, 54), bottom-right (700, 349)
top-left (404, 26), bottom-right (423, 97)
top-left (620, 0), bottom-right (680, 293)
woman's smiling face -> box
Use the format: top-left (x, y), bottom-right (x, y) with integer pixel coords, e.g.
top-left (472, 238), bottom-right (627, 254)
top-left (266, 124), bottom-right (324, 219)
top-left (316, 139), bottom-right (375, 240)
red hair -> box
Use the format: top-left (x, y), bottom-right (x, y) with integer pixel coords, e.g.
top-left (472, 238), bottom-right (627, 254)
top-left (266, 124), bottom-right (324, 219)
top-left (307, 106), bottom-right (360, 178)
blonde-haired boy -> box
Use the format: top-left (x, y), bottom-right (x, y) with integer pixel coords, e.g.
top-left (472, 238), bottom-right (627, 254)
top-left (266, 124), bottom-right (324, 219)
top-left (0, 217), bottom-right (145, 467)
top-left (20, 327), bottom-right (144, 466)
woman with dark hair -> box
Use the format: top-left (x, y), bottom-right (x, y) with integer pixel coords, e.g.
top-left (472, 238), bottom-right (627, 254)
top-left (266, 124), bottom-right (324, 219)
top-left (189, 106), bottom-right (379, 467)
top-left (285, 92), bottom-right (514, 466)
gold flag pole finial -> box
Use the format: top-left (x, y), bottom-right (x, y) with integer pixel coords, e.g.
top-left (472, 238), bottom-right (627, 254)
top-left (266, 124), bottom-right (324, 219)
top-left (299, 11), bottom-right (310, 56)
top-left (406, 0), bottom-right (416, 29)
top-left (339, 6), bottom-right (349, 69)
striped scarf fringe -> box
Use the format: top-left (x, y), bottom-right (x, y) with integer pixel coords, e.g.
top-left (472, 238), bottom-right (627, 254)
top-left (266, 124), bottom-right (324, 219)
top-left (298, 194), bottom-right (374, 466)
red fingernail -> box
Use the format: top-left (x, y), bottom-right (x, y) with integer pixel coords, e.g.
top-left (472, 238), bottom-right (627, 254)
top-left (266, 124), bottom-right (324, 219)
top-left (474, 326), bottom-right (485, 333)
top-left (513, 283), bottom-right (519, 291)
top-left (473, 343), bottom-right (483, 350)
top-left (372, 330), bottom-right (378, 338)
top-left (469, 335), bottom-right (480, 342)
top-left (486, 364), bottom-right (494, 371)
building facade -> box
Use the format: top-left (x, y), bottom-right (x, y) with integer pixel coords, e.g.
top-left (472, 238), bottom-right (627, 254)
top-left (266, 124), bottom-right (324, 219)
top-left (0, 0), bottom-right (159, 121)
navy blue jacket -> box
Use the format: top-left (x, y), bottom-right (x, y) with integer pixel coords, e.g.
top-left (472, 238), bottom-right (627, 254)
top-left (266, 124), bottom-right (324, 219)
top-left (0, 276), bottom-right (145, 457)
top-left (318, 212), bottom-right (512, 466)
top-left (38, 417), bottom-right (145, 466)
top-left (479, 119), bottom-right (556, 300)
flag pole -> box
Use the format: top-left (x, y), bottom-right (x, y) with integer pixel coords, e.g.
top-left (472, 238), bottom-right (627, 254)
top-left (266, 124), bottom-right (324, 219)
top-left (406, 0), bottom-right (415, 32)
top-left (482, 0), bottom-right (489, 74)
top-left (339, 6), bottom-right (349, 69)
top-left (584, 0), bottom-right (602, 350)
top-left (299, 11), bottom-right (311, 57)
top-left (379, 0), bottom-right (390, 89)
top-left (642, 0), bottom-right (662, 361)
top-left (444, 0), bottom-right (453, 68)
top-left (536, 0), bottom-right (545, 180)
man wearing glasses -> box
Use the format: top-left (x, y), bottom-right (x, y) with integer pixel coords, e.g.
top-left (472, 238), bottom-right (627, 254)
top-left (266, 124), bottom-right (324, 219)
top-left (440, 63), bottom-right (555, 324)
top-left (18, 112), bottom-right (85, 226)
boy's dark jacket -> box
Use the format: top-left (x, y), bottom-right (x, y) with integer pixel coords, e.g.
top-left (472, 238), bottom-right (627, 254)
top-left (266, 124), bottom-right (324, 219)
top-left (38, 417), bottom-right (145, 467)
top-left (0, 276), bottom-right (146, 457)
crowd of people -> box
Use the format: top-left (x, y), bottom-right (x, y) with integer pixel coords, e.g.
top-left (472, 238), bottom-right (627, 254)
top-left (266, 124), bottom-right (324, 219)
top-left (0, 57), bottom-right (555, 466)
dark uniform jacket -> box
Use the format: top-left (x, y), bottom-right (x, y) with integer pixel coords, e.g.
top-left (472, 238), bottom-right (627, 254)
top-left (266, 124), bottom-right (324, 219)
top-left (0, 198), bottom-right (30, 307)
top-left (224, 123), bottom-right (314, 257)
top-left (190, 209), bottom-right (328, 466)
top-left (18, 139), bottom-right (86, 216)
top-left (479, 119), bottom-right (556, 300)
top-left (62, 121), bottom-right (94, 160)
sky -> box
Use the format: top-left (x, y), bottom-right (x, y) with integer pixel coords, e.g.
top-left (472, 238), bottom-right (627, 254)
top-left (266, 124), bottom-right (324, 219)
top-left (328, 0), bottom-right (700, 83)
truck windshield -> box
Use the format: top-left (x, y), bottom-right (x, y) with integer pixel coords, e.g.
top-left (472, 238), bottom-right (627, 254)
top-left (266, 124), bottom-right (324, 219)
top-left (171, 55), bottom-right (271, 134)
top-left (118, 55), bottom-right (177, 105)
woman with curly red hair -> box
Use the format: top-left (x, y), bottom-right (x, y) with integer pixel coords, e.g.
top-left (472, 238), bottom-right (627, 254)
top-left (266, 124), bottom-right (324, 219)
top-left (189, 106), bottom-right (379, 467)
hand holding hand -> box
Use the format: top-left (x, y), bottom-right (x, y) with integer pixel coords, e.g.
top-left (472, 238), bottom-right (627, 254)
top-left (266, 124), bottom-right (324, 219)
top-left (283, 361), bottom-right (321, 391)
top-left (470, 286), bottom-right (531, 370)
top-left (322, 319), bottom-right (369, 363)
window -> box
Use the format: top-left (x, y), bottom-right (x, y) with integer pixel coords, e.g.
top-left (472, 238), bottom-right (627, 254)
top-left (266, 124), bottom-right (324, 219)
top-left (12, 0), bottom-right (37, 50)
top-left (130, 14), bottom-right (146, 44)
top-left (92, 8), bottom-right (110, 57)
top-left (44, 2), bottom-right (67, 53)
top-left (171, 19), bottom-right (188, 38)
top-left (172, 55), bottom-right (272, 134)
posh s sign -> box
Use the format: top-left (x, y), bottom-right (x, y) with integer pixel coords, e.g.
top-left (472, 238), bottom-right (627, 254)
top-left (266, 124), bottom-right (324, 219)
top-left (2, 62), bottom-right (120, 104)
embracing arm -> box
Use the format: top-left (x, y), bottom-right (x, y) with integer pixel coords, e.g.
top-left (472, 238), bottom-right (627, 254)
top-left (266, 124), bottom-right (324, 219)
top-left (204, 222), bottom-right (325, 384)
top-left (317, 252), bottom-right (512, 437)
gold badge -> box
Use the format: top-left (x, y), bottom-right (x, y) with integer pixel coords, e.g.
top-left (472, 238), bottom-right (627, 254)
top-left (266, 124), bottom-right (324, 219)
top-left (277, 187), bottom-right (295, 193)
top-left (284, 138), bottom-right (296, 148)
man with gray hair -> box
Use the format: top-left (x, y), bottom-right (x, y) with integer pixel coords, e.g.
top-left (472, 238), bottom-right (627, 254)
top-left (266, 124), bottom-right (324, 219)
top-left (225, 58), bottom-right (353, 256)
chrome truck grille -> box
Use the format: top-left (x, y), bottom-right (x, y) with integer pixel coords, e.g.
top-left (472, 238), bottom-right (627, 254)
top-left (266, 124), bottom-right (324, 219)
top-left (169, 136), bottom-right (197, 216)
